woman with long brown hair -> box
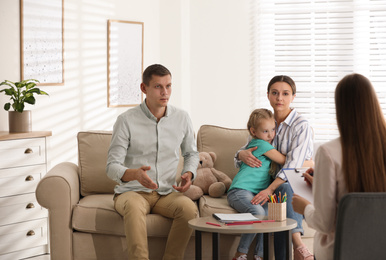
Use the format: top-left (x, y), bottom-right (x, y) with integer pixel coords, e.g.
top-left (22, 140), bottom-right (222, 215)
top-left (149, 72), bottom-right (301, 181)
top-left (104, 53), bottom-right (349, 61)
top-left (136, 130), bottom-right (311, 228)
top-left (292, 73), bottom-right (386, 260)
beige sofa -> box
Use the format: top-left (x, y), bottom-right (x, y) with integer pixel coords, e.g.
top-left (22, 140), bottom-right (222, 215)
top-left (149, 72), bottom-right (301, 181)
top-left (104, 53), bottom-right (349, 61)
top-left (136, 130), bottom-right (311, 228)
top-left (36, 125), bottom-right (314, 260)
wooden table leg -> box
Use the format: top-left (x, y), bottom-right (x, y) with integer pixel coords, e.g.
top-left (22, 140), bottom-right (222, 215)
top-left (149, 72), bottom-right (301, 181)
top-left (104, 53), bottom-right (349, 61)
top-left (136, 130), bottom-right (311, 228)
top-left (212, 232), bottom-right (219, 260)
top-left (195, 230), bottom-right (202, 260)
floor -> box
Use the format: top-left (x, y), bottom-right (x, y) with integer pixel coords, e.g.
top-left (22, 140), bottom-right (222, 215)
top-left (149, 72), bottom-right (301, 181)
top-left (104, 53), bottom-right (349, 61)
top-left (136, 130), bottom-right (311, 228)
top-left (23, 240), bottom-right (313, 260)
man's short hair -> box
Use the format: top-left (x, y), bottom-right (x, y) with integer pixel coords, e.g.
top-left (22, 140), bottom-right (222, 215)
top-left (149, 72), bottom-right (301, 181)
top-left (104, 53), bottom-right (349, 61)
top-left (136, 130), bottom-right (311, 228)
top-left (142, 64), bottom-right (172, 85)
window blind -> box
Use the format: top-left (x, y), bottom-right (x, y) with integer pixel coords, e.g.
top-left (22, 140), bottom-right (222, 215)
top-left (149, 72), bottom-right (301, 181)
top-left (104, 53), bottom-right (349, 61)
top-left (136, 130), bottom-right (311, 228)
top-left (254, 0), bottom-right (386, 142)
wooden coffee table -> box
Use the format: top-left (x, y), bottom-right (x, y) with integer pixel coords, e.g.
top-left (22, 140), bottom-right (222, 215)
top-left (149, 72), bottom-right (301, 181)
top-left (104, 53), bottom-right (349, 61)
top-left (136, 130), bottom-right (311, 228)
top-left (188, 215), bottom-right (297, 260)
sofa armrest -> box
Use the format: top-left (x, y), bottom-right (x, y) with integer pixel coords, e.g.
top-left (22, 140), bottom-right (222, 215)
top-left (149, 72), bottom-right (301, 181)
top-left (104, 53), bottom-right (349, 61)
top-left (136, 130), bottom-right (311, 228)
top-left (36, 162), bottom-right (80, 260)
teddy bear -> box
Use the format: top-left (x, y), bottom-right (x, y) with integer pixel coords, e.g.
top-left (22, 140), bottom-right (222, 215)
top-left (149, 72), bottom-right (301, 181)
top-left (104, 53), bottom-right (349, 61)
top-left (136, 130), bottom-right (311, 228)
top-left (184, 151), bottom-right (232, 201)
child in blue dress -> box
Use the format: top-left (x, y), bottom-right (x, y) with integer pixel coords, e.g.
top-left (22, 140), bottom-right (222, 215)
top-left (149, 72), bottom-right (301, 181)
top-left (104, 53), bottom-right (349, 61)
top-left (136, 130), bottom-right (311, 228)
top-left (228, 108), bottom-right (286, 260)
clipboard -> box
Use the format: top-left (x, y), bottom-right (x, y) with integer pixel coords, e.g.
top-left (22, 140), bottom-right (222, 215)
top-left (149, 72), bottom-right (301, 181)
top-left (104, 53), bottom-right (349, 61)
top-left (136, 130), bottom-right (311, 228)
top-left (283, 168), bottom-right (314, 204)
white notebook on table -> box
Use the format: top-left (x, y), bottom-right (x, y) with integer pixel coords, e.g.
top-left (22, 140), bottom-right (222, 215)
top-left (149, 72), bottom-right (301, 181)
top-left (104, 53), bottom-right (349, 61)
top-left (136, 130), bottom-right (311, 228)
top-left (212, 213), bottom-right (259, 223)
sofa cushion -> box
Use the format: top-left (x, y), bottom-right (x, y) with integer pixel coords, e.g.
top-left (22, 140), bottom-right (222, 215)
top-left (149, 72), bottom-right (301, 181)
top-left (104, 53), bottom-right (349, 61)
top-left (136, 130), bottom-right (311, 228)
top-left (198, 195), bottom-right (238, 217)
top-left (72, 194), bottom-right (181, 237)
top-left (78, 131), bottom-right (117, 196)
top-left (197, 125), bottom-right (249, 180)
top-left (72, 194), bottom-right (123, 235)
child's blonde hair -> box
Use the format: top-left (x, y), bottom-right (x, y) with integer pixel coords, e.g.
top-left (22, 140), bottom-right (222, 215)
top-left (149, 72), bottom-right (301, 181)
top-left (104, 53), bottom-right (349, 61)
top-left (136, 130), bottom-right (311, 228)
top-left (247, 108), bottom-right (278, 177)
top-left (247, 108), bottom-right (274, 137)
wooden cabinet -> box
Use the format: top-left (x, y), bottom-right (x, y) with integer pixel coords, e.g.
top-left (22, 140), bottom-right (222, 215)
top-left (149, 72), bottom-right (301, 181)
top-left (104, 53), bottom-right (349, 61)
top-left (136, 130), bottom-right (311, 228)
top-left (0, 131), bottom-right (51, 260)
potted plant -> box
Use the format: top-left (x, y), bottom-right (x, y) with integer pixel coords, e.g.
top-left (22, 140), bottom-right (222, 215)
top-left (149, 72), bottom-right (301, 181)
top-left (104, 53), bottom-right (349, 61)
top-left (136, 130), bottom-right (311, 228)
top-left (0, 79), bottom-right (49, 133)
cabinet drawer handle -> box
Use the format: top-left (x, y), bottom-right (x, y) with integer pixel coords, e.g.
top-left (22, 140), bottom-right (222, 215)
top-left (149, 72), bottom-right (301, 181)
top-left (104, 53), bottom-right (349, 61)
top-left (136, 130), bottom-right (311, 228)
top-left (25, 175), bottom-right (34, 181)
top-left (24, 148), bottom-right (33, 154)
top-left (27, 230), bottom-right (35, 236)
top-left (26, 203), bottom-right (35, 209)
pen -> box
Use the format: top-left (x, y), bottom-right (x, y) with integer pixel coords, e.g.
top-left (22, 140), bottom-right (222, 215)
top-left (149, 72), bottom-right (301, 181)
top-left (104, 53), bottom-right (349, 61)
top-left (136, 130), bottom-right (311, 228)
top-left (206, 222), bottom-right (221, 227)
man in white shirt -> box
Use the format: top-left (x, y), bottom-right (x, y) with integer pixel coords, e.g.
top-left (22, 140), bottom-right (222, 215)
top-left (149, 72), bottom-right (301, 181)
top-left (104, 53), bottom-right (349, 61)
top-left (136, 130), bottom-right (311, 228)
top-left (106, 64), bottom-right (199, 260)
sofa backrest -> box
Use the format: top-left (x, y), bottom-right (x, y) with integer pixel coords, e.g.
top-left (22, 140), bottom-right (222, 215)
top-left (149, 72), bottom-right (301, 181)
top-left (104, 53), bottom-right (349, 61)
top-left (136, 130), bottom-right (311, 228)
top-left (77, 126), bottom-right (249, 196)
top-left (197, 125), bottom-right (249, 180)
top-left (77, 131), bottom-right (187, 196)
top-left (78, 131), bottom-right (117, 196)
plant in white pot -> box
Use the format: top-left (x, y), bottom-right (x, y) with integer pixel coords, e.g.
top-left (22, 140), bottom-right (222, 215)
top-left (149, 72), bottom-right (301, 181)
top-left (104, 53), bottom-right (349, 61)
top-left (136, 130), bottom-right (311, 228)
top-left (0, 79), bottom-right (49, 133)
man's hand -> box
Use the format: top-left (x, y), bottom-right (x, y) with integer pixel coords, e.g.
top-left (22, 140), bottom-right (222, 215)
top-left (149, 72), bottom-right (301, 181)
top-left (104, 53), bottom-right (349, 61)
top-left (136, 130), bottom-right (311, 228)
top-left (251, 187), bottom-right (274, 206)
top-left (239, 147), bottom-right (262, 168)
top-left (121, 166), bottom-right (158, 189)
top-left (134, 166), bottom-right (158, 190)
top-left (173, 172), bottom-right (193, 192)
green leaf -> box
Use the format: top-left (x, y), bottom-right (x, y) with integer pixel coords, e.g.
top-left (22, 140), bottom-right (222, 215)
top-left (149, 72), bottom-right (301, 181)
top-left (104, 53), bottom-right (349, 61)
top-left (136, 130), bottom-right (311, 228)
top-left (39, 90), bottom-right (49, 96)
top-left (27, 88), bottom-right (49, 96)
top-left (15, 103), bottom-right (24, 112)
top-left (23, 79), bottom-right (39, 84)
top-left (4, 88), bottom-right (15, 96)
top-left (0, 81), bottom-right (15, 88)
top-left (26, 82), bottom-right (37, 90)
top-left (24, 96), bottom-right (36, 105)
top-left (4, 103), bottom-right (10, 111)
top-left (27, 88), bottom-right (40, 94)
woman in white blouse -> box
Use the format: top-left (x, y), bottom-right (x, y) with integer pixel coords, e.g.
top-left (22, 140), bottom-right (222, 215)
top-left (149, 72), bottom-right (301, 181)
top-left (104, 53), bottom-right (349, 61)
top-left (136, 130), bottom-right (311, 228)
top-left (292, 73), bottom-right (386, 260)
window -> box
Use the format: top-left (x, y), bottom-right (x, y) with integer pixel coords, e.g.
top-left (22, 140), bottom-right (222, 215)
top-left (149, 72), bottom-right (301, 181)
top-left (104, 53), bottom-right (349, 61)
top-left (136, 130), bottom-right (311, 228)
top-left (254, 0), bottom-right (386, 142)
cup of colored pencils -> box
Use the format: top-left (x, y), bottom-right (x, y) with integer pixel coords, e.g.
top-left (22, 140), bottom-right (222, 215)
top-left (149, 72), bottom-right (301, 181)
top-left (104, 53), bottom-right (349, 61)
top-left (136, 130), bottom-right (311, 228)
top-left (267, 192), bottom-right (287, 221)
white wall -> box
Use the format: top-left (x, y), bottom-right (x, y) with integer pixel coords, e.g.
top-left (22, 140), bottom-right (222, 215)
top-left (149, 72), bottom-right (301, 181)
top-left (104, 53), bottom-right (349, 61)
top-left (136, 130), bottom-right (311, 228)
top-left (189, 0), bottom-right (253, 130)
top-left (0, 0), bottom-right (254, 169)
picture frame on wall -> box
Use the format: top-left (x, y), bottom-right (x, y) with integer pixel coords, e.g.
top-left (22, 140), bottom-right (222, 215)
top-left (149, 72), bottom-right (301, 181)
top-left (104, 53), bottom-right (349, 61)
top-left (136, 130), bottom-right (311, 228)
top-left (107, 20), bottom-right (144, 107)
top-left (20, 0), bottom-right (64, 85)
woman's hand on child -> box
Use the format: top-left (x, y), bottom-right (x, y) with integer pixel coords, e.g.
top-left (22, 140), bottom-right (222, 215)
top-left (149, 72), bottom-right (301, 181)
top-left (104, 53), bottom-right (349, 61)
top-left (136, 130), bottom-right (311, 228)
top-left (239, 147), bottom-right (262, 168)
